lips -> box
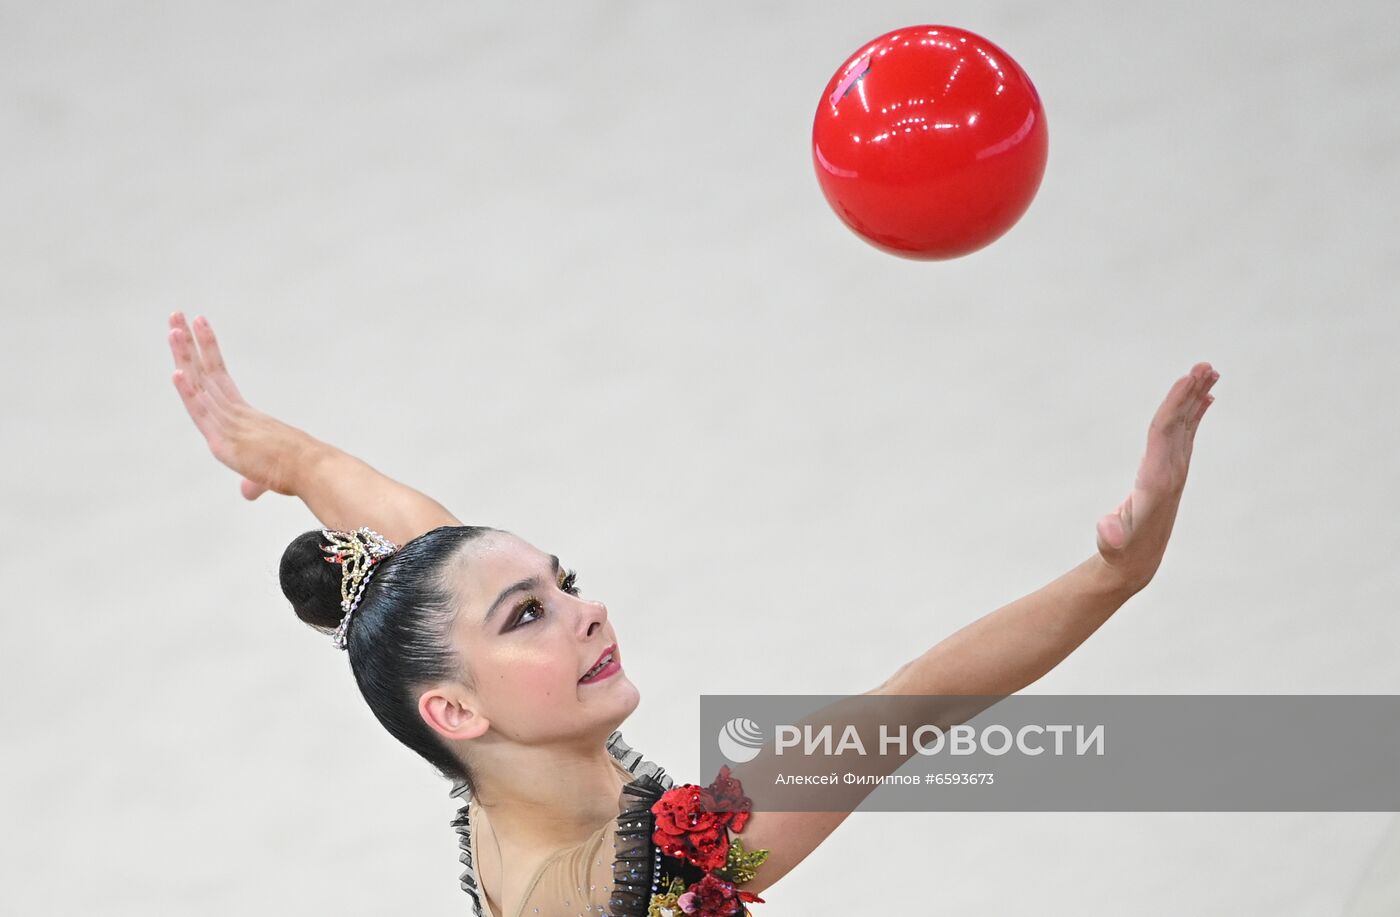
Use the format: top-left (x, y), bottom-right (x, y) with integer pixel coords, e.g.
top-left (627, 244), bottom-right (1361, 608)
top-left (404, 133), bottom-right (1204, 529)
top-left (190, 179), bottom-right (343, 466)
top-left (580, 643), bottom-right (618, 680)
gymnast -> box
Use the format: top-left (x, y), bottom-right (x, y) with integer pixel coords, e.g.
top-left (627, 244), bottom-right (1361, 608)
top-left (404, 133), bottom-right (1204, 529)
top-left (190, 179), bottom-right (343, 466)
top-left (168, 310), bottom-right (1217, 916)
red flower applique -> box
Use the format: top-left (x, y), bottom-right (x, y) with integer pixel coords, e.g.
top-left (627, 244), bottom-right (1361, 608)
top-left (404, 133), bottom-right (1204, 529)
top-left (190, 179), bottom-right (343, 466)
top-left (675, 873), bottom-right (766, 917)
top-left (651, 784), bottom-right (730, 871)
top-left (650, 766), bottom-right (761, 879)
top-left (705, 765), bottom-right (754, 834)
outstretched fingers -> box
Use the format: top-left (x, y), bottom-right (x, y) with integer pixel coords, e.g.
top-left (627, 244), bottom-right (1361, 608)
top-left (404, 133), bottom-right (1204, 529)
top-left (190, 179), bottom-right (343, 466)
top-left (189, 315), bottom-right (248, 405)
top-left (165, 311), bottom-right (289, 503)
top-left (1148, 364), bottom-right (1219, 444)
top-left (173, 318), bottom-right (250, 433)
top-left (168, 312), bottom-right (234, 450)
top-left (168, 312), bottom-right (199, 385)
top-left (1182, 363), bottom-right (1218, 428)
top-left (1152, 363), bottom-right (1206, 425)
top-left (1192, 369), bottom-right (1218, 426)
top-left (171, 365), bottom-right (212, 433)
top-left (169, 313), bottom-right (206, 411)
top-left (1191, 393), bottom-right (1215, 427)
top-left (1097, 362), bottom-right (1219, 587)
top-left (170, 329), bottom-right (225, 424)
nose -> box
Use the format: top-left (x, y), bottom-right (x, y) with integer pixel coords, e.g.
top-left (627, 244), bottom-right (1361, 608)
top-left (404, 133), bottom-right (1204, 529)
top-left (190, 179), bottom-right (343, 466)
top-left (578, 596), bottom-right (608, 639)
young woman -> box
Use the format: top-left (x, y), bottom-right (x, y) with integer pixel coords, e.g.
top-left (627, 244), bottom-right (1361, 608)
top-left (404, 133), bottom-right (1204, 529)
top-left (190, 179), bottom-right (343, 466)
top-left (168, 311), bottom-right (1217, 917)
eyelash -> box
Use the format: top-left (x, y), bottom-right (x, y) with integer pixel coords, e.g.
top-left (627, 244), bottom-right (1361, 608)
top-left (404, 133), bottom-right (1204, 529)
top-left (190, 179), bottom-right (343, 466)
top-left (511, 569), bottom-right (580, 629)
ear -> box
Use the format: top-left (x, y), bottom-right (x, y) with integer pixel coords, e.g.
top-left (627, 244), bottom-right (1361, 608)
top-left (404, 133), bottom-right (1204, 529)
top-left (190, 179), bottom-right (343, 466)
top-left (419, 685), bottom-right (490, 741)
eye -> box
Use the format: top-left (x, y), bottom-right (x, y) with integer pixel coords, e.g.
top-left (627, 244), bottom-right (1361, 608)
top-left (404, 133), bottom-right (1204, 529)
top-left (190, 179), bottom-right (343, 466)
top-left (509, 569), bottom-right (580, 630)
top-left (512, 597), bottom-right (545, 628)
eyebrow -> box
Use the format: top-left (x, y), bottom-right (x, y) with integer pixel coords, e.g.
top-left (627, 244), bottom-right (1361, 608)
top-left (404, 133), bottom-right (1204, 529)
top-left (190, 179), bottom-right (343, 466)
top-left (484, 554), bottom-right (561, 629)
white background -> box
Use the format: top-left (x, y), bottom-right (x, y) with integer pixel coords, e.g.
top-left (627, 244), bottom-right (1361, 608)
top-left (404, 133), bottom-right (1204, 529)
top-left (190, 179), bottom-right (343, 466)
top-left (2, 1), bottom-right (1396, 913)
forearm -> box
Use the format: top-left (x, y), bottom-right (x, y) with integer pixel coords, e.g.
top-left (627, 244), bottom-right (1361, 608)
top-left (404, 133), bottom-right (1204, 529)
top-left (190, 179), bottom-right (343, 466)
top-left (292, 438), bottom-right (462, 546)
top-left (881, 555), bottom-right (1137, 698)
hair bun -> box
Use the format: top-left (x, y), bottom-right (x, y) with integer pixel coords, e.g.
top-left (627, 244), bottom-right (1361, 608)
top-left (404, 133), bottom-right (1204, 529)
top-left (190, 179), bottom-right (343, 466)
top-left (279, 530), bottom-right (345, 631)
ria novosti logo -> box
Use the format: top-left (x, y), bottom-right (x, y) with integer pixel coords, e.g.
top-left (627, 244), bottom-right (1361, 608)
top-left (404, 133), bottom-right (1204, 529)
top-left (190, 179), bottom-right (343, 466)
top-left (716, 714), bottom-right (1108, 762)
top-left (717, 717), bottom-right (764, 763)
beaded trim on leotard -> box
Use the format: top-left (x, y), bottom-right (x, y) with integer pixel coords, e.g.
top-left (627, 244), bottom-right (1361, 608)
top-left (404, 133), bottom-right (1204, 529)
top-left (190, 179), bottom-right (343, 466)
top-left (606, 730), bottom-right (712, 917)
top-left (608, 775), bottom-right (706, 915)
top-left (447, 730), bottom-right (677, 917)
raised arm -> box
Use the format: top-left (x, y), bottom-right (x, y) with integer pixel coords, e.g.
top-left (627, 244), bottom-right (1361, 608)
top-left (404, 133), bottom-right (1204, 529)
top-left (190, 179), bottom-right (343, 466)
top-left (879, 361), bottom-right (1218, 699)
top-left (729, 362), bottom-right (1220, 897)
top-left (167, 312), bottom-right (461, 545)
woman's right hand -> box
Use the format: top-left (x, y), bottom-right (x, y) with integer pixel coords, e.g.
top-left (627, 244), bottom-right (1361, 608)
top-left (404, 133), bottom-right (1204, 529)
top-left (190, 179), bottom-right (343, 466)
top-left (168, 311), bottom-right (321, 501)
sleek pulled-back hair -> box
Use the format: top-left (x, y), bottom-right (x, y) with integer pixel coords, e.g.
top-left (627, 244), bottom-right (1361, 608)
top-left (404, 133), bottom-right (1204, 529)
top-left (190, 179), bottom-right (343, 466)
top-left (279, 524), bottom-right (495, 792)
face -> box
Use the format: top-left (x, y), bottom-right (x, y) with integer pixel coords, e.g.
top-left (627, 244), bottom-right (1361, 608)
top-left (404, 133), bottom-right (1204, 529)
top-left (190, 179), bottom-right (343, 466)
top-left (422, 530), bottom-right (639, 746)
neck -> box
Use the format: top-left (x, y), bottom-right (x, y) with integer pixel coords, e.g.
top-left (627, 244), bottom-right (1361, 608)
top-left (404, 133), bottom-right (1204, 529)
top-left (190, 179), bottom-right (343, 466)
top-left (468, 730), bottom-right (631, 852)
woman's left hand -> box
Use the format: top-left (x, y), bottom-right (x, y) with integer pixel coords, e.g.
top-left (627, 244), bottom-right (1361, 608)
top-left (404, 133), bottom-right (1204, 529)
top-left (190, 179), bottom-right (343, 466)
top-left (1096, 362), bottom-right (1219, 592)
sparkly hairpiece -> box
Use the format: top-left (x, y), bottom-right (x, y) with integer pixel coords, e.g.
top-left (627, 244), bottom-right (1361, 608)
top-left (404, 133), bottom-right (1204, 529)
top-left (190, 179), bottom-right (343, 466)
top-left (320, 526), bottom-right (399, 650)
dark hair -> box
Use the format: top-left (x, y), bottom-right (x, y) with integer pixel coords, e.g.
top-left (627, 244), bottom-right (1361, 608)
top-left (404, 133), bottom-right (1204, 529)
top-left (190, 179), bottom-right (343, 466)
top-left (279, 525), bottom-right (495, 793)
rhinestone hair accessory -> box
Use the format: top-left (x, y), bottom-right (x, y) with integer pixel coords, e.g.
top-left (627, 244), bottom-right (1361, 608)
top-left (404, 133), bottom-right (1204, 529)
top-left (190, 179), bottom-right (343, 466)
top-left (320, 526), bottom-right (399, 650)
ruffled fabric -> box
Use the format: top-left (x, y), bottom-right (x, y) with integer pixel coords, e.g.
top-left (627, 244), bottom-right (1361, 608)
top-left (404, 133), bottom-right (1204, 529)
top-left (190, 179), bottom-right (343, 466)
top-left (610, 770), bottom-right (710, 916)
top-left (448, 730), bottom-right (683, 917)
top-left (607, 730), bottom-right (713, 916)
top-left (447, 781), bottom-right (486, 917)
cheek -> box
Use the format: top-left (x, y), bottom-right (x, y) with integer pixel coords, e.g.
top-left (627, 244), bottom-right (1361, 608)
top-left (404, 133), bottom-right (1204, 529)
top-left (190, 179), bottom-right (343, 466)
top-left (485, 652), bottom-right (580, 707)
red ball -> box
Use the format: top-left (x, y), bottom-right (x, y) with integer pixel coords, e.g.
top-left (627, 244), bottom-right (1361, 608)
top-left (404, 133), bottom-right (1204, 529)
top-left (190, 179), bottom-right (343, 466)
top-left (812, 25), bottom-right (1049, 260)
